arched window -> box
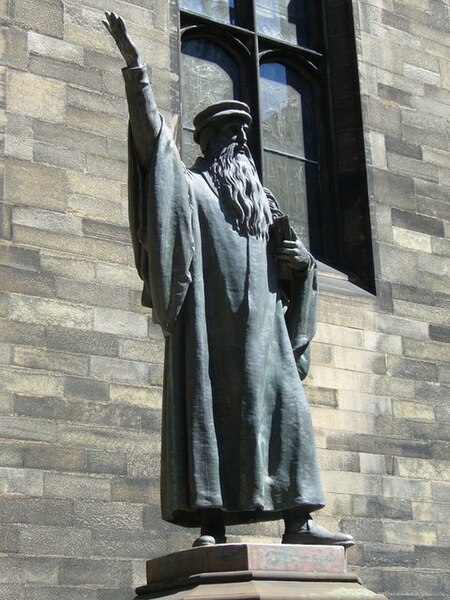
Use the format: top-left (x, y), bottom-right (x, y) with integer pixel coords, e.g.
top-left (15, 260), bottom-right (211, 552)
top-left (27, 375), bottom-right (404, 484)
top-left (181, 37), bottom-right (241, 164)
top-left (259, 62), bottom-right (317, 245)
top-left (179, 0), bottom-right (374, 292)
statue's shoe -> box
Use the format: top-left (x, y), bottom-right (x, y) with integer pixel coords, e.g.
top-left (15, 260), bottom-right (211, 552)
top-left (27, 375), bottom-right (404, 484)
top-left (193, 535), bottom-right (216, 547)
top-left (192, 534), bottom-right (227, 547)
top-left (282, 520), bottom-right (354, 548)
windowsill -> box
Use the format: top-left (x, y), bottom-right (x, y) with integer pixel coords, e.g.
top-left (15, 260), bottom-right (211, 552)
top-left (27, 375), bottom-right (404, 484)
top-left (316, 260), bottom-right (375, 300)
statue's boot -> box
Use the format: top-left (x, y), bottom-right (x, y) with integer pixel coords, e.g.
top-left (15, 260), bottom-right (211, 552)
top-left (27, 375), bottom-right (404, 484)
top-left (282, 512), bottom-right (354, 548)
top-left (192, 534), bottom-right (216, 547)
top-left (193, 511), bottom-right (227, 547)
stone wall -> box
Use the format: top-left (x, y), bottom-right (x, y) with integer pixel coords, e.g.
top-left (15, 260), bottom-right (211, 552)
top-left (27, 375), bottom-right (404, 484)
top-left (0, 1), bottom-right (449, 599)
top-left (341, 1), bottom-right (450, 596)
top-left (0, 0), bottom-right (180, 596)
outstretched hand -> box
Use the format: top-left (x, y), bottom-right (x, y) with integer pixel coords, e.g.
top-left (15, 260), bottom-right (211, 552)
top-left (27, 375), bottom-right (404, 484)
top-left (102, 11), bottom-right (141, 68)
top-left (275, 240), bottom-right (310, 272)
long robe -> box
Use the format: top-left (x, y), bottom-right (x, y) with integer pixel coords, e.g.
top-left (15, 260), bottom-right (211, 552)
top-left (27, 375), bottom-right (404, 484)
top-left (124, 66), bottom-right (324, 527)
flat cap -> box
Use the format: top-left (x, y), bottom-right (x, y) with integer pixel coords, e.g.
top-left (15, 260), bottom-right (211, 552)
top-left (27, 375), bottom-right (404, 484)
top-left (193, 100), bottom-right (252, 143)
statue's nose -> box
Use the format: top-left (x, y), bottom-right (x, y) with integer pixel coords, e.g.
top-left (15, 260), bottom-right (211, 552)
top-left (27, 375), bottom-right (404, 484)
top-left (237, 126), bottom-right (247, 144)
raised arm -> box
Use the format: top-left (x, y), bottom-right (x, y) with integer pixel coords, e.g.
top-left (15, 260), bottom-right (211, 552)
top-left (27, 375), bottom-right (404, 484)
top-left (103, 11), bottom-right (160, 165)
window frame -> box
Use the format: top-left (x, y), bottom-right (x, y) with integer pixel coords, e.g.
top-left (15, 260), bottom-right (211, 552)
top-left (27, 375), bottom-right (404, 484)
top-left (178, 0), bottom-right (375, 293)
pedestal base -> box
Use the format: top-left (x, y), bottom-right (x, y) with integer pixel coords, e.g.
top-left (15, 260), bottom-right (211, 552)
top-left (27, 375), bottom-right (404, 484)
top-left (135, 544), bottom-right (387, 599)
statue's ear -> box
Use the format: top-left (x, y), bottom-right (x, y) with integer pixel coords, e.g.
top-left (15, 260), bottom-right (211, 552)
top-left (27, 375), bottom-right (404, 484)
top-left (198, 132), bottom-right (208, 155)
top-left (199, 126), bottom-right (213, 156)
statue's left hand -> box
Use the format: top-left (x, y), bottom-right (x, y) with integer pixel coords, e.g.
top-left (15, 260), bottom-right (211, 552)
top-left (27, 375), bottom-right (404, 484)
top-left (275, 240), bottom-right (310, 271)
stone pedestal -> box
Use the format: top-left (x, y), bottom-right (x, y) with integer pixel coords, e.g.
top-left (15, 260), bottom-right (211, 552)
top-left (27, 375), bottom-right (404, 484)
top-left (135, 543), bottom-right (387, 599)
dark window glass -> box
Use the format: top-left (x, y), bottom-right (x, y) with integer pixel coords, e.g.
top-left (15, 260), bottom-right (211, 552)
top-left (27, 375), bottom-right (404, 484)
top-left (180, 0), bottom-right (236, 25)
top-left (180, 0), bottom-right (374, 291)
top-left (255, 0), bottom-right (308, 46)
top-left (260, 62), bottom-right (317, 245)
top-left (263, 151), bottom-right (309, 244)
top-left (181, 38), bottom-right (240, 165)
top-left (260, 62), bottom-right (316, 160)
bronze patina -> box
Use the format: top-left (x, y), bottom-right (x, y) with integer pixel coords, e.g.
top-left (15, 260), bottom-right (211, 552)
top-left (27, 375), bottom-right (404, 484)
top-left (103, 11), bottom-right (353, 549)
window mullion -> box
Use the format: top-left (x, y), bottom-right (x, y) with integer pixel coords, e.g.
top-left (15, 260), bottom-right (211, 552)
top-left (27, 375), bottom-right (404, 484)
top-left (247, 0), bottom-right (256, 30)
top-left (252, 34), bottom-right (264, 179)
top-left (239, 0), bottom-right (260, 178)
top-left (264, 146), bottom-right (319, 165)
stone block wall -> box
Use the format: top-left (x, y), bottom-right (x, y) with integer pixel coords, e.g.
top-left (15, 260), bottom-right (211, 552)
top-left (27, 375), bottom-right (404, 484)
top-left (342, 1), bottom-right (450, 596)
top-left (0, 1), bottom-right (180, 597)
top-left (0, 1), bottom-right (449, 599)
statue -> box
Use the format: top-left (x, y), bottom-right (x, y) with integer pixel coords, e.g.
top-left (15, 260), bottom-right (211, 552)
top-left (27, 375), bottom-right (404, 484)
top-left (103, 12), bottom-right (353, 549)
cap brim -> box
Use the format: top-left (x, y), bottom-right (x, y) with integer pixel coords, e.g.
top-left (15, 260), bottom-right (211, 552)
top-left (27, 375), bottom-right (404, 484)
top-left (193, 110), bottom-right (252, 143)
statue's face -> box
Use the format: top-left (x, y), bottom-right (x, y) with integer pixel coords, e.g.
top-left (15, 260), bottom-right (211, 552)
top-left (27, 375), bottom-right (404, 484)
top-left (206, 116), bottom-right (270, 238)
top-left (201, 117), bottom-right (250, 158)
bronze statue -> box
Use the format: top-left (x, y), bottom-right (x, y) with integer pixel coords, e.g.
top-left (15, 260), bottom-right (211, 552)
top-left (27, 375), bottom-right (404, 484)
top-left (103, 12), bottom-right (353, 548)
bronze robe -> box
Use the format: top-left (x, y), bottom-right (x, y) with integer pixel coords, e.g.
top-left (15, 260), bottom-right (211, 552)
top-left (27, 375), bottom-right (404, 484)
top-left (124, 66), bottom-right (324, 527)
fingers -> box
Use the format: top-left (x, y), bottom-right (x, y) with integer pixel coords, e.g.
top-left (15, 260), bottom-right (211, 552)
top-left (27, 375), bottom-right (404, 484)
top-left (276, 254), bottom-right (309, 269)
top-left (118, 16), bottom-right (126, 32)
top-left (103, 11), bottom-right (121, 32)
top-left (280, 239), bottom-right (308, 250)
top-left (275, 242), bottom-right (310, 269)
top-left (275, 248), bottom-right (299, 256)
top-left (102, 19), bottom-right (113, 34)
top-left (105, 11), bottom-right (118, 23)
top-left (276, 255), bottom-right (307, 266)
top-left (104, 11), bottom-right (114, 25)
top-left (276, 254), bottom-right (292, 263)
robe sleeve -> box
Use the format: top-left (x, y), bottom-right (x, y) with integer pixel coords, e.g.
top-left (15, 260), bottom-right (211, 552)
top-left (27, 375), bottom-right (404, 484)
top-left (265, 189), bottom-right (318, 380)
top-left (284, 260), bottom-right (318, 380)
top-left (124, 68), bottom-right (195, 336)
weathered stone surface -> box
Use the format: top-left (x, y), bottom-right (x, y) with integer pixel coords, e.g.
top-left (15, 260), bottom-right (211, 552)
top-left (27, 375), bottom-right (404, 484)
top-left (82, 219), bottom-right (129, 243)
top-left (137, 544), bottom-right (387, 599)
top-left (13, 347), bottom-right (89, 376)
top-left (64, 376), bottom-right (109, 401)
top-left (73, 500), bottom-right (143, 530)
top-left (9, 294), bottom-right (93, 329)
top-left (149, 544), bottom-right (347, 583)
top-left (44, 472), bottom-right (112, 501)
top-left (59, 558), bottom-right (133, 587)
top-left (0, 466), bottom-right (44, 496)
top-left (393, 400), bottom-right (435, 421)
top-left (391, 208), bottom-right (445, 236)
top-left (0, 368), bottom-right (64, 398)
top-left (384, 521), bottom-right (438, 546)
top-left (19, 525), bottom-right (92, 557)
top-left (111, 478), bottom-right (159, 505)
top-left (34, 141), bottom-right (86, 171)
top-left (0, 496), bottom-right (73, 528)
top-left (56, 280), bottom-right (130, 310)
top-left (47, 326), bottom-right (119, 357)
top-left (93, 306), bottom-right (148, 337)
top-left (22, 443), bottom-right (87, 472)
top-left (352, 495), bottom-right (412, 520)
top-left (7, 71), bottom-right (66, 122)
top-left (0, 525), bottom-right (20, 553)
top-left (0, 264), bottom-right (55, 298)
top-left (86, 450), bottom-right (127, 475)
top-left (13, 206), bottom-right (82, 235)
top-left (93, 528), bottom-right (166, 559)
top-left (28, 31), bottom-right (82, 64)
top-left (11, 0), bottom-right (63, 37)
top-left (429, 324), bottom-right (450, 343)
top-left (0, 245), bottom-right (40, 271)
top-left (5, 158), bottom-right (66, 210)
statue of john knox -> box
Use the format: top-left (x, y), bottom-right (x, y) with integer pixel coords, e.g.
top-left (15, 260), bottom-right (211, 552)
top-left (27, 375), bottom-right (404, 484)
top-left (103, 11), bottom-right (353, 549)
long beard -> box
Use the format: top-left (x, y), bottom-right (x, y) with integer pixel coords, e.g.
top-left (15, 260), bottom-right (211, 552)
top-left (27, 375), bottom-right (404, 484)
top-left (210, 144), bottom-right (271, 239)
